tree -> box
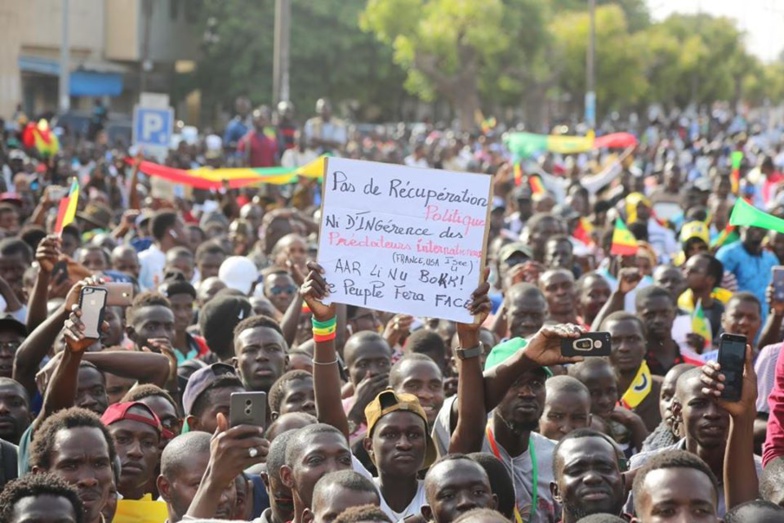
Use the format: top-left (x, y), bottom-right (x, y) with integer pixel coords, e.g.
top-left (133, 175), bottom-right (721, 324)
top-left (548, 5), bottom-right (648, 117)
top-left (361, 0), bottom-right (515, 130)
top-left (184, 0), bottom-right (408, 124)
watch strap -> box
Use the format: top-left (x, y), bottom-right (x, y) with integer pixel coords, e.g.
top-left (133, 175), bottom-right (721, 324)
top-left (456, 344), bottom-right (483, 359)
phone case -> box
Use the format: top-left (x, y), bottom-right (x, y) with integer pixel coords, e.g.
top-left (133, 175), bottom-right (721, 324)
top-left (79, 287), bottom-right (108, 339)
top-left (561, 332), bottom-right (612, 357)
top-left (105, 283), bottom-right (134, 306)
top-left (718, 333), bottom-right (746, 401)
top-left (230, 392), bottom-right (267, 428)
top-left (773, 267), bottom-right (784, 302)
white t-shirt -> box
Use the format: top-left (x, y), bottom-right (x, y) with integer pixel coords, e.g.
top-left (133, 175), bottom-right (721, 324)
top-left (375, 478), bottom-right (427, 523)
top-left (431, 397), bottom-right (557, 523)
top-left (138, 244), bottom-right (166, 290)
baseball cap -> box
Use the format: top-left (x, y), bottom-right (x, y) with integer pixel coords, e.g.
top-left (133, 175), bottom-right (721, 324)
top-left (498, 242), bottom-right (533, 264)
top-left (0, 314), bottom-right (27, 337)
top-left (101, 401), bottom-right (162, 435)
top-left (484, 337), bottom-right (552, 377)
top-left (182, 362), bottom-right (240, 416)
top-left (219, 256), bottom-right (259, 295)
top-left (679, 221), bottom-right (710, 245)
top-left (365, 389), bottom-right (437, 469)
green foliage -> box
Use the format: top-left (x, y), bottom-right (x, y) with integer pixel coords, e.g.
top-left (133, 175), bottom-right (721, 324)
top-left (188, 0), bottom-right (407, 122)
top-left (183, 0), bottom-right (782, 127)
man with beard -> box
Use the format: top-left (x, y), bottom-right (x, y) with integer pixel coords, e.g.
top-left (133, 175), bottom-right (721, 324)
top-left (29, 407), bottom-right (116, 523)
top-left (158, 432), bottom-right (236, 522)
top-left (550, 430), bottom-right (626, 522)
top-left (717, 225), bottom-right (777, 317)
top-left (540, 269), bottom-right (579, 325)
top-left (627, 368), bottom-right (762, 517)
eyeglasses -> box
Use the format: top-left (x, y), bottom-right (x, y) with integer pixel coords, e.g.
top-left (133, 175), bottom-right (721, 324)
top-left (270, 285), bottom-right (297, 296)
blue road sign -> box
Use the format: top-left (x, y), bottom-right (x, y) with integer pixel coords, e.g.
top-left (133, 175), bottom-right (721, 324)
top-left (133, 106), bottom-right (174, 148)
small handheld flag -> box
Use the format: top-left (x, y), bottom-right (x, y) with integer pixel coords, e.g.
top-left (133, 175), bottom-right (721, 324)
top-left (691, 299), bottom-right (712, 349)
top-left (573, 217), bottom-right (595, 245)
top-left (619, 361), bottom-right (652, 410)
top-left (513, 162), bottom-right (523, 187)
top-left (610, 218), bottom-right (638, 256)
top-left (54, 179), bottom-right (79, 234)
top-left (730, 151), bottom-right (743, 195)
top-left (710, 224), bottom-right (739, 249)
top-left (528, 175), bottom-right (546, 196)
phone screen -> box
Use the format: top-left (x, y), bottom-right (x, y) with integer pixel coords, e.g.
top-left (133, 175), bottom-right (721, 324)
top-left (717, 335), bottom-right (746, 401)
top-left (773, 267), bottom-right (784, 302)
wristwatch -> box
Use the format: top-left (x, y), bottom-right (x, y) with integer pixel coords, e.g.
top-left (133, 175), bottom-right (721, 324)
top-left (455, 344), bottom-right (483, 360)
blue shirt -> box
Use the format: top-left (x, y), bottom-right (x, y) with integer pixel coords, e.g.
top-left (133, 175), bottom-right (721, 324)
top-left (224, 117), bottom-right (250, 148)
top-left (715, 241), bottom-right (777, 307)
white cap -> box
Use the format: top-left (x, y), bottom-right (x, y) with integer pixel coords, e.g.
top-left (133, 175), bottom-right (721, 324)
top-left (205, 134), bottom-right (222, 152)
top-left (218, 256), bottom-right (259, 296)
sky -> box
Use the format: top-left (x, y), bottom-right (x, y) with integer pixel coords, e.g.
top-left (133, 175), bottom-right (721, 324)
top-left (648, 0), bottom-right (784, 62)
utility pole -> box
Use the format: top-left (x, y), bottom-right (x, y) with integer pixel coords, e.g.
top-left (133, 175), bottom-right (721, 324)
top-left (141, 0), bottom-right (153, 92)
top-left (585, 0), bottom-right (596, 129)
top-left (272, 0), bottom-right (291, 103)
top-left (59, 0), bottom-right (70, 113)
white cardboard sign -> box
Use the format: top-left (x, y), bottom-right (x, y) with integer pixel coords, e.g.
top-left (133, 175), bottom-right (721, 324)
top-left (317, 158), bottom-right (492, 323)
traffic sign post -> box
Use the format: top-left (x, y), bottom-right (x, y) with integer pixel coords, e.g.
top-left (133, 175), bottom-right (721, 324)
top-left (133, 93), bottom-right (173, 161)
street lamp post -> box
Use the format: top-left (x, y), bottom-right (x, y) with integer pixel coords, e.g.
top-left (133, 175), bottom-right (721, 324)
top-left (585, 0), bottom-right (596, 129)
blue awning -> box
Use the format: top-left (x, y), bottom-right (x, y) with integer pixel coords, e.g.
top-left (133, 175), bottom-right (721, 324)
top-left (18, 56), bottom-right (124, 97)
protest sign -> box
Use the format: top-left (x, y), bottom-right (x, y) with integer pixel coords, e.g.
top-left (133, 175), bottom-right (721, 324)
top-left (317, 158), bottom-right (492, 323)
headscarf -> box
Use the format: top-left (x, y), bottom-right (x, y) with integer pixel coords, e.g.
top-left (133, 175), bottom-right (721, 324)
top-left (625, 192), bottom-right (651, 223)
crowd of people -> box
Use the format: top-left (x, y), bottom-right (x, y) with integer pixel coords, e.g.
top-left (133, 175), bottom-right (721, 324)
top-left (1, 97), bottom-right (784, 523)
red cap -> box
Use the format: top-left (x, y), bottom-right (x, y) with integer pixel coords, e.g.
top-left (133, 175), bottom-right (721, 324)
top-left (101, 401), bottom-right (162, 435)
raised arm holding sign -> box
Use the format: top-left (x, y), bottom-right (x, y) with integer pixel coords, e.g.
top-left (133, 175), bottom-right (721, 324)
top-left (317, 158), bottom-right (493, 322)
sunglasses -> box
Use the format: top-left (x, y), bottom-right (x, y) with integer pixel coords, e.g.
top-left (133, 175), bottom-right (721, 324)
top-left (270, 285), bottom-right (297, 296)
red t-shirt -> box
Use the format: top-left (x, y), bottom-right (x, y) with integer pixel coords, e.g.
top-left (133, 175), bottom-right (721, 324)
top-left (238, 131), bottom-right (278, 167)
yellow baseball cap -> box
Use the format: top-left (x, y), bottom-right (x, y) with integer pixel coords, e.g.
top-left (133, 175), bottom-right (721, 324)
top-left (365, 389), bottom-right (437, 469)
top-left (680, 221), bottom-right (710, 245)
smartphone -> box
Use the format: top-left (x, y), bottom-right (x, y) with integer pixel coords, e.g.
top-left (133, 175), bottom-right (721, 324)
top-left (79, 286), bottom-right (108, 339)
top-left (717, 333), bottom-right (747, 401)
top-left (51, 260), bottom-right (68, 284)
top-left (773, 267), bottom-right (784, 302)
top-left (561, 332), bottom-right (612, 357)
top-left (104, 282), bottom-right (133, 307)
top-left (230, 392), bottom-right (267, 428)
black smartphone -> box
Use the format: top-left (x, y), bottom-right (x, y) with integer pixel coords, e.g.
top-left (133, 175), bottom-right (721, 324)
top-left (717, 333), bottom-right (747, 401)
top-left (230, 392), bottom-right (267, 428)
top-left (773, 267), bottom-right (784, 302)
top-left (561, 332), bottom-right (612, 357)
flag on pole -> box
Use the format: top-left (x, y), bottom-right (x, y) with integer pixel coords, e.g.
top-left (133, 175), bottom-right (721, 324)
top-left (619, 361), bottom-right (653, 409)
top-left (573, 217), bottom-right (595, 245)
top-left (513, 162), bottom-right (523, 187)
top-left (54, 179), bottom-right (79, 234)
top-left (710, 225), bottom-right (739, 249)
top-left (528, 175), bottom-right (546, 196)
top-left (610, 218), bottom-right (638, 256)
top-left (691, 299), bottom-right (712, 349)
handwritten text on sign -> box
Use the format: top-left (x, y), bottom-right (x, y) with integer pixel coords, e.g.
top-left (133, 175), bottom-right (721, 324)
top-left (317, 158), bottom-right (492, 323)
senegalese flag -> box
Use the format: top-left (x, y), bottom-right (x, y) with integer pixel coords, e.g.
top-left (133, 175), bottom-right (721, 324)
top-left (573, 217), bottom-right (595, 245)
top-left (730, 151), bottom-right (743, 195)
top-left (691, 299), bottom-right (712, 350)
top-left (513, 162), bottom-right (523, 187)
top-left (528, 175), bottom-right (546, 196)
top-left (619, 360), bottom-right (652, 410)
top-left (54, 179), bottom-right (79, 234)
top-left (710, 225), bottom-right (739, 249)
top-left (610, 218), bottom-right (638, 256)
